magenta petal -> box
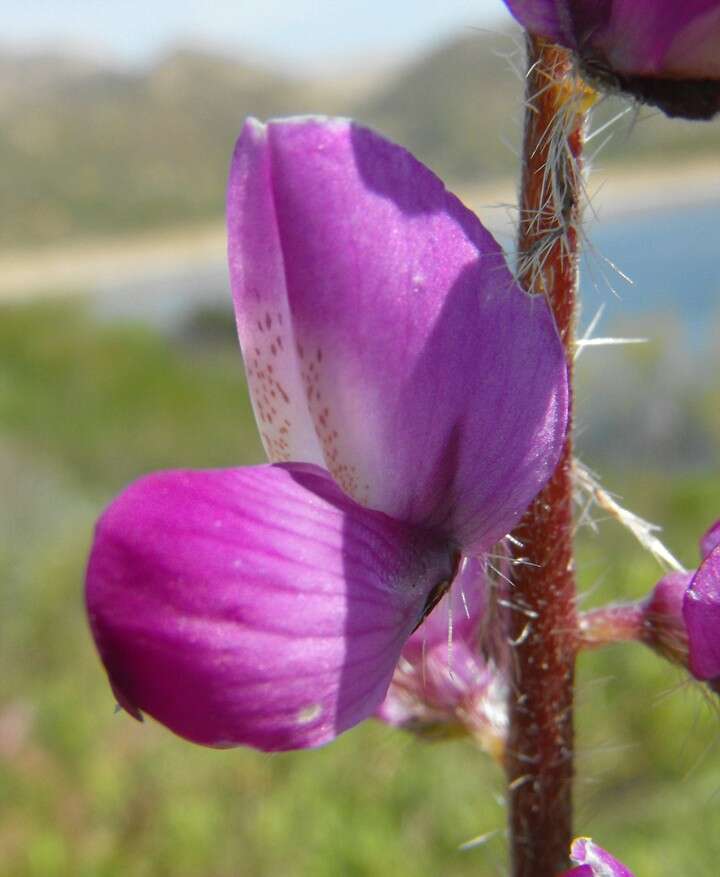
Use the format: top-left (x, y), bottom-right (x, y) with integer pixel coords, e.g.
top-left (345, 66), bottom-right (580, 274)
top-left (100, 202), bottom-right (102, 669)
top-left (565, 838), bottom-right (635, 877)
top-left (86, 464), bottom-right (453, 751)
top-left (602, 0), bottom-right (720, 76)
top-left (401, 555), bottom-right (486, 663)
top-left (699, 518), bottom-right (720, 559)
top-left (503, 1), bottom-right (567, 44)
top-left (232, 118), bottom-right (568, 552)
top-left (664, 5), bottom-right (720, 77)
top-left (684, 544), bottom-right (720, 681)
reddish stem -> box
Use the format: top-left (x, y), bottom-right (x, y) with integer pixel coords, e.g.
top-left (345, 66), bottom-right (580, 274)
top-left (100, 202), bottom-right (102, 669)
top-left (505, 36), bottom-right (591, 877)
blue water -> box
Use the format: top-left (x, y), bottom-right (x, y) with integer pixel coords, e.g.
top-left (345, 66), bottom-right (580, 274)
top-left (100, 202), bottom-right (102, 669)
top-left (580, 200), bottom-right (720, 344)
top-left (97, 200), bottom-right (720, 348)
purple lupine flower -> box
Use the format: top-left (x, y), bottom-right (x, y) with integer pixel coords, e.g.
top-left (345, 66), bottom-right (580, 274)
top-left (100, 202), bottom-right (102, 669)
top-left (85, 117), bottom-right (569, 752)
top-left (503, 1), bottom-right (720, 118)
top-left (376, 557), bottom-right (508, 757)
top-left (642, 519), bottom-right (720, 691)
top-left (560, 837), bottom-right (635, 876)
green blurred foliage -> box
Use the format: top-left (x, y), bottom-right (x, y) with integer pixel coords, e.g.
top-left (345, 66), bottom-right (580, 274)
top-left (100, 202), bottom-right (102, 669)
top-left (0, 300), bottom-right (263, 491)
top-left (1, 301), bottom-right (719, 876)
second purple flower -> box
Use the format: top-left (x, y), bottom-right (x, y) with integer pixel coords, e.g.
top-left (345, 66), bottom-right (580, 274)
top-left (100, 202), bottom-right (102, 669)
top-left (503, 0), bottom-right (720, 118)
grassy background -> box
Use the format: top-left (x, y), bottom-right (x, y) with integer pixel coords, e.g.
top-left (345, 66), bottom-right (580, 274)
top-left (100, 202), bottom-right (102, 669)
top-left (1, 300), bottom-right (719, 876)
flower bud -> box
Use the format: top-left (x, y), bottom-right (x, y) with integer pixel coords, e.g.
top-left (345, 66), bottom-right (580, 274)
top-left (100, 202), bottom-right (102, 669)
top-left (561, 837), bottom-right (634, 876)
top-left (642, 519), bottom-right (720, 693)
top-left (641, 572), bottom-right (692, 668)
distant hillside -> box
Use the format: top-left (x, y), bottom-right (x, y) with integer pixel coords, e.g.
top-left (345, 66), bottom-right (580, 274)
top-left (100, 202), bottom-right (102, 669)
top-left (0, 48), bottom-right (317, 247)
top-left (354, 30), bottom-right (526, 181)
top-left (2, 32), bottom-right (719, 249)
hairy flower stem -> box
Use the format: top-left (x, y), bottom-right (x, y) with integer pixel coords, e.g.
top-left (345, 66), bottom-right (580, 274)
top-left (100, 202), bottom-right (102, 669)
top-left (578, 603), bottom-right (646, 650)
top-left (505, 37), bottom-right (593, 877)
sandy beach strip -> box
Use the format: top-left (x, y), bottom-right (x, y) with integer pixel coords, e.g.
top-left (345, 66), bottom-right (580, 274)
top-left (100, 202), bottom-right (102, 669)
top-left (0, 223), bottom-right (227, 302)
top-left (1, 158), bottom-right (717, 302)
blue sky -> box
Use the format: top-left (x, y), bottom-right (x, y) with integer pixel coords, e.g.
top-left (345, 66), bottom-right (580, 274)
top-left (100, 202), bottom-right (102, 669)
top-left (4, 0), bottom-right (509, 69)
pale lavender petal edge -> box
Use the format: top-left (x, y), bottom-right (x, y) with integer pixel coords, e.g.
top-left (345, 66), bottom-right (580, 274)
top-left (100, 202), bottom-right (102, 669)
top-left (567, 837), bottom-right (635, 877)
top-left (227, 119), bottom-right (325, 465)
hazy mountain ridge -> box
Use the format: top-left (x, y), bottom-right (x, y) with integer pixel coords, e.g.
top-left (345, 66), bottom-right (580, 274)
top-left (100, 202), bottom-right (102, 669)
top-left (3, 31), bottom-right (719, 249)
